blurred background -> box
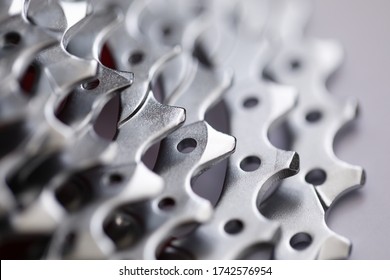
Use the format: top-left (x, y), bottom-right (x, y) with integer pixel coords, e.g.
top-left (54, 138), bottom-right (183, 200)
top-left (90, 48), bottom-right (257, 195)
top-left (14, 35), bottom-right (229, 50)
top-left (309, 0), bottom-right (390, 259)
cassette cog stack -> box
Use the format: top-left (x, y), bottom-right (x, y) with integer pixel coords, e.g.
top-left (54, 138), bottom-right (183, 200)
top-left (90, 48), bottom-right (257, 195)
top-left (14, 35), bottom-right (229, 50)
top-left (0, 0), bottom-right (365, 259)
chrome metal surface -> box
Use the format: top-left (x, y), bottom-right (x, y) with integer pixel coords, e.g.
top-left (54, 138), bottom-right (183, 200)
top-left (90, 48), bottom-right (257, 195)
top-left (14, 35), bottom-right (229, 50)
top-left (0, 0), bottom-right (365, 260)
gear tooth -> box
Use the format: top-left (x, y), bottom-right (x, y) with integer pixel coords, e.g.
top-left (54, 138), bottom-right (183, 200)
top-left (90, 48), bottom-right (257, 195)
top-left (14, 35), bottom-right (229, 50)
top-left (317, 235), bottom-right (351, 260)
top-left (289, 152), bottom-right (300, 173)
top-left (360, 168), bottom-right (367, 185)
top-left (118, 71), bottom-right (135, 85)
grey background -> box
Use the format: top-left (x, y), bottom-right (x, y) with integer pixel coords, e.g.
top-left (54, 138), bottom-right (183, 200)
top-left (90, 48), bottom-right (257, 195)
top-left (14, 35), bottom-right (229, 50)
top-left (309, 0), bottom-right (390, 259)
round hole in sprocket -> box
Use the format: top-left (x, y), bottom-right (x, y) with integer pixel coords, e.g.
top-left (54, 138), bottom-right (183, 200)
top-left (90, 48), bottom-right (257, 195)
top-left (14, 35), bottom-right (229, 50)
top-left (82, 79), bottom-right (100, 90)
top-left (108, 173), bottom-right (123, 185)
top-left (305, 169), bottom-right (327, 186)
top-left (103, 211), bottom-right (141, 249)
top-left (224, 219), bottom-right (244, 235)
top-left (240, 156), bottom-right (261, 172)
top-left (290, 232), bottom-right (312, 250)
top-left (243, 97), bottom-right (260, 109)
top-left (177, 138), bottom-right (197, 154)
top-left (158, 197), bottom-right (176, 211)
top-left (2, 32), bottom-right (21, 48)
top-left (129, 51), bottom-right (144, 65)
top-left (305, 110), bottom-right (323, 123)
top-left (161, 25), bottom-right (173, 37)
top-left (289, 58), bottom-right (303, 71)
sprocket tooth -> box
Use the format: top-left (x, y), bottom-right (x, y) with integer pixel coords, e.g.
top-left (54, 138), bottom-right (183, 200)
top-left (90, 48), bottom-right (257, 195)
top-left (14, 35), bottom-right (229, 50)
top-left (24, 0), bottom-right (67, 33)
top-left (260, 178), bottom-right (352, 260)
